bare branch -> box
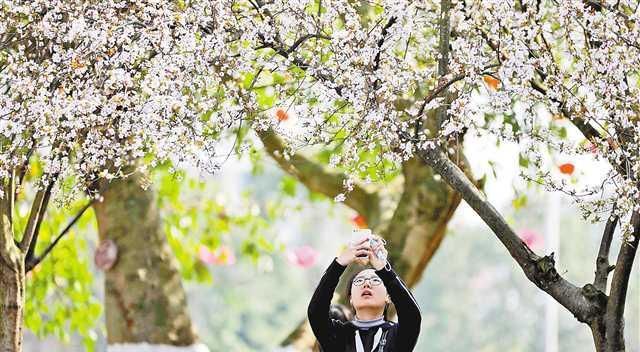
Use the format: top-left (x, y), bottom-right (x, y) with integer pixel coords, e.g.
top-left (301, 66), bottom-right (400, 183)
top-left (16, 142), bottom-right (35, 192)
top-left (257, 128), bottom-right (381, 225)
top-left (593, 213), bottom-right (618, 291)
top-left (25, 200), bottom-right (94, 272)
top-left (435, 0), bottom-right (452, 132)
top-left (0, 176), bottom-right (17, 268)
top-left (372, 17), bottom-right (398, 73)
top-left (287, 33), bottom-right (331, 55)
top-left (604, 211), bottom-right (640, 350)
top-left (529, 80), bottom-right (602, 141)
top-left (419, 146), bottom-right (602, 323)
top-left (6, 167), bottom-right (15, 227)
top-left (18, 181), bottom-right (53, 252)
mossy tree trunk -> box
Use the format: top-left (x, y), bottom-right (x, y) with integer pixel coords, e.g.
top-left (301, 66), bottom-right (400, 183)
top-left (93, 171), bottom-right (199, 347)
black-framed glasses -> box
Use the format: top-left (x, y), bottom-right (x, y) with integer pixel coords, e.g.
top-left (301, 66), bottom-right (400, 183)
top-left (352, 276), bottom-right (383, 286)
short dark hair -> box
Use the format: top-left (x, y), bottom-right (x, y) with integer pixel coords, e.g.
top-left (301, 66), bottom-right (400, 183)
top-left (329, 303), bottom-right (352, 322)
top-left (345, 269), bottom-right (390, 320)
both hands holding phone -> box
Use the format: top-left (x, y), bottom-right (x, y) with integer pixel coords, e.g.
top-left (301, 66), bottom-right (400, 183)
top-left (336, 229), bottom-right (388, 270)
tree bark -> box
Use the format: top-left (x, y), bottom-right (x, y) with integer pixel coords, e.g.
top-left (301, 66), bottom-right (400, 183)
top-left (383, 156), bottom-right (461, 287)
top-left (603, 212), bottom-right (640, 352)
top-left (93, 171), bottom-right (199, 346)
top-left (0, 179), bottom-right (25, 352)
top-left (0, 256), bottom-right (24, 352)
top-left (590, 317), bottom-right (606, 352)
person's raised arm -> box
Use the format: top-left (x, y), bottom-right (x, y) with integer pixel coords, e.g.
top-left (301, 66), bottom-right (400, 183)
top-left (307, 238), bottom-right (369, 349)
top-left (370, 242), bottom-right (422, 351)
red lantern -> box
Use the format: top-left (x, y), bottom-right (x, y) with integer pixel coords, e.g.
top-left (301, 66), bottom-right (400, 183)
top-left (559, 163), bottom-right (575, 175)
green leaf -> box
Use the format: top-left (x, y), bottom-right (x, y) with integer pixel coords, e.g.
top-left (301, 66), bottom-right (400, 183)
top-left (512, 194), bottom-right (528, 210)
top-left (518, 153), bottom-right (529, 168)
top-left (279, 176), bottom-right (297, 197)
top-left (558, 126), bottom-right (567, 139)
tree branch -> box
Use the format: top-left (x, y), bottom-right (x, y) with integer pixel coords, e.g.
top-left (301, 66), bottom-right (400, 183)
top-left (419, 7), bottom-right (593, 309)
top-left (529, 80), bottom-right (602, 140)
top-left (604, 210), bottom-right (640, 350)
top-left (257, 128), bottom-right (381, 225)
top-left (419, 146), bottom-right (602, 323)
top-left (18, 181), bottom-right (53, 252)
top-left (593, 213), bottom-right (618, 291)
top-left (6, 167), bottom-right (15, 227)
top-left (24, 181), bottom-right (54, 263)
top-left (0, 176), bottom-right (17, 268)
top-left (287, 33), bottom-right (331, 55)
top-left (475, 17), bottom-right (605, 144)
top-left (435, 0), bottom-right (452, 131)
top-left (16, 142), bottom-right (35, 193)
top-left (25, 199), bottom-right (94, 272)
top-left (372, 17), bottom-right (398, 73)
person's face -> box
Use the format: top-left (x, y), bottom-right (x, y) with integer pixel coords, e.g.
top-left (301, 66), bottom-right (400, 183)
top-left (350, 269), bottom-right (389, 312)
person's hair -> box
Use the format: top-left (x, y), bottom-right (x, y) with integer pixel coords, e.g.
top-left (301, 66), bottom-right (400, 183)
top-left (313, 304), bottom-right (352, 352)
top-left (346, 269), bottom-right (390, 320)
top-left (329, 303), bottom-right (353, 322)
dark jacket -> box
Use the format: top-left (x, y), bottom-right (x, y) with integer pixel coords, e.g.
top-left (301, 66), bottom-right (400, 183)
top-left (308, 258), bottom-right (422, 352)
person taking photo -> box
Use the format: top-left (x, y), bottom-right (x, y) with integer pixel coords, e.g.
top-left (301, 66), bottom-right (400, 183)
top-left (307, 235), bottom-right (422, 352)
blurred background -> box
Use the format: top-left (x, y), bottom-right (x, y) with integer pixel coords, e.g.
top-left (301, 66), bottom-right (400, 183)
top-left (21, 134), bottom-right (640, 352)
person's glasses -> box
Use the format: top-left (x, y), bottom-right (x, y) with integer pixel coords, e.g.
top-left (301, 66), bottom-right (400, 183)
top-left (352, 276), bottom-right (383, 286)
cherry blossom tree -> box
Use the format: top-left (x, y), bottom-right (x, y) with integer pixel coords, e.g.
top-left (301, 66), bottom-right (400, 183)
top-left (0, 1), bottom-right (233, 350)
top-left (419, 2), bottom-right (640, 351)
top-left (4, 0), bottom-right (639, 351)
top-left (210, 0), bottom-right (640, 351)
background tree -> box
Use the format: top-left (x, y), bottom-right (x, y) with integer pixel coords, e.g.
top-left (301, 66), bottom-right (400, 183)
top-left (92, 169), bottom-right (202, 350)
top-left (0, 1), bottom-right (234, 350)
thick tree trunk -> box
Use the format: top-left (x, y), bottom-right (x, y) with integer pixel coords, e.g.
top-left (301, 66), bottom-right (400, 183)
top-left (0, 248), bottom-right (25, 352)
top-left (383, 156), bottom-right (461, 286)
top-left (93, 172), bottom-right (200, 349)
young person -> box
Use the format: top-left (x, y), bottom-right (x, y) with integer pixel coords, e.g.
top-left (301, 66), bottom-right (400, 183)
top-left (308, 236), bottom-right (421, 352)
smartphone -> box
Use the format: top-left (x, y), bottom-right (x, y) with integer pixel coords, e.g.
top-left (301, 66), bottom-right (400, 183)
top-left (351, 228), bottom-right (372, 258)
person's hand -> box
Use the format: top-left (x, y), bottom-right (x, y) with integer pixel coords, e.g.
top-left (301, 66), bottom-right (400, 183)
top-left (368, 236), bottom-right (388, 271)
top-left (336, 237), bottom-right (370, 266)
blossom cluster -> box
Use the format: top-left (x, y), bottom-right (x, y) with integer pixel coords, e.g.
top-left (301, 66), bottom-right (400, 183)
top-left (1, 0), bottom-right (239, 197)
top-left (234, 0), bottom-right (640, 236)
top-left (3, 0), bottom-right (640, 236)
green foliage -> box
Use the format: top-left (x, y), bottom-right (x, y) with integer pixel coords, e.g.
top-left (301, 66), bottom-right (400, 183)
top-left (511, 193), bottom-right (528, 210)
top-left (355, 146), bottom-right (401, 183)
top-left (23, 201), bottom-right (101, 352)
top-left (154, 162), bottom-right (286, 282)
top-left (518, 153), bottom-right (529, 168)
top-left (14, 157), bottom-right (103, 351)
top-left (279, 175), bottom-right (298, 197)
